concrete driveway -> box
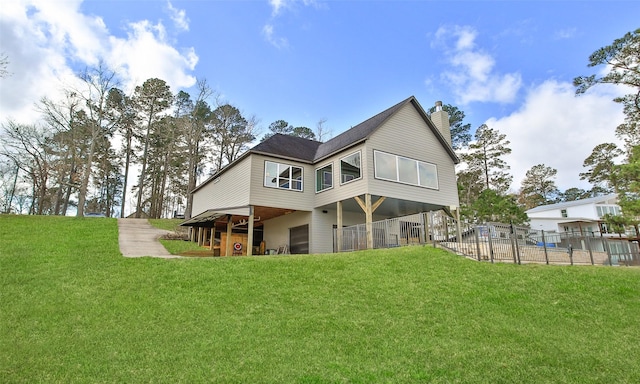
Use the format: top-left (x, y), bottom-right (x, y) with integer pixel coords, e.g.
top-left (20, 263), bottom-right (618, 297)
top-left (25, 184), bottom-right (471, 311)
top-left (117, 218), bottom-right (181, 258)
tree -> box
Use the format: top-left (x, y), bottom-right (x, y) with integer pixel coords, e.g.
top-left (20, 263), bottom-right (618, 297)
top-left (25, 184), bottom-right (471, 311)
top-left (616, 145), bottom-right (640, 235)
top-left (0, 122), bottom-right (53, 215)
top-left (74, 64), bottom-right (121, 217)
top-left (462, 124), bottom-right (512, 193)
top-left (579, 143), bottom-right (624, 193)
top-left (262, 120), bottom-right (316, 141)
top-left (177, 80), bottom-right (215, 220)
top-left (315, 118), bottom-right (331, 142)
top-left (210, 104), bottom-right (256, 172)
top-left (468, 189), bottom-right (528, 225)
top-left (559, 187), bottom-right (590, 202)
top-left (0, 52), bottom-right (9, 78)
top-left (428, 103), bottom-right (472, 150)
top-left (291, 126), bottom-right (315, 140)
top-left (519, 164), bottom-right (560, 209)
top-left (106, 87), bottom-right (136, 217)
top-left (131, 78), bottom-right (173, 218)
top-left (574, 28), bottom-right (639, 100)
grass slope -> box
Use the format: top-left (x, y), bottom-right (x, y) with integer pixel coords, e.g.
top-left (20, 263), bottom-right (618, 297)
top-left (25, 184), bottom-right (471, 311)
top-left (1, 215), bottom-right (639, 383)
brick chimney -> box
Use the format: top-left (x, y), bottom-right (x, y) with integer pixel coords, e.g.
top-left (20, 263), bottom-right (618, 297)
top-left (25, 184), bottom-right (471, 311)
top-left (431, 101), bottom-right (452, 147)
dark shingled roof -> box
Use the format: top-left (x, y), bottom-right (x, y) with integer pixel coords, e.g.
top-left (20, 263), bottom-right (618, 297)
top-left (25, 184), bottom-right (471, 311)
top-left (250, 133), bottom-right (322, 163)
top-left (250, 95), bottom-right (457, 163)
top-left (313, 96), bottom-right (412, 161)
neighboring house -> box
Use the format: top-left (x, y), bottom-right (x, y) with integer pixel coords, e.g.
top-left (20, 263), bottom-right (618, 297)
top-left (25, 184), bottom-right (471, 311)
top-left (526, 194), bottom-right (626, 237)
top-left (182, 96), bottom-right (460, 255)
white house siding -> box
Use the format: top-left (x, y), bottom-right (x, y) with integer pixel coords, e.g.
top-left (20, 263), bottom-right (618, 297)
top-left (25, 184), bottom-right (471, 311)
top-left (191, 155), bottom-right (252, 216)
top-left (365, 103), bottom-right (459, 208)
top-left (248, 154), bottom-right (315, 211)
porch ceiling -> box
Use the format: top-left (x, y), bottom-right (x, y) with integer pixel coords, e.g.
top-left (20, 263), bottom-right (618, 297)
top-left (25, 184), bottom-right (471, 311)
top-left (181, 205), bottom-right (297, 228)
top-left (318, 195), bottom-right (450, 218)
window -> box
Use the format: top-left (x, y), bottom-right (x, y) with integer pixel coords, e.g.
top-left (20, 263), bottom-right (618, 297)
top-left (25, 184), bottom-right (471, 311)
top-left (315, 164), bottom-right (333, 193)
top-left (597, 205), bottom-right (622, 218)
top-left (340, 151), bottom-right (361, 184)
top-left (374, 150), bottom-right (438, 189)
top-left (561, 209), bottom-right (568, 218)
top-left (264, 161), bottom-right (303, 191)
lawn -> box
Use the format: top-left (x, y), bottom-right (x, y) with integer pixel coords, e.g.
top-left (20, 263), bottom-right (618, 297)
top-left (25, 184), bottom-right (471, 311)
top-left (1, 215), bottom-right (639, 383)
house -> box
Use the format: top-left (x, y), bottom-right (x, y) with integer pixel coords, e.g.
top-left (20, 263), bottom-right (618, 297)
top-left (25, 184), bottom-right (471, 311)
top-left (526, 194), bottom-right (626, 237)
top-left (181, 96), bottom-right (460, 255)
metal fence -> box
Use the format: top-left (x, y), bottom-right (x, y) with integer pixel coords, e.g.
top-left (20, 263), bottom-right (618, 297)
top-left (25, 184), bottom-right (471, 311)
top-left (335, 211), bottom-right (640, 266)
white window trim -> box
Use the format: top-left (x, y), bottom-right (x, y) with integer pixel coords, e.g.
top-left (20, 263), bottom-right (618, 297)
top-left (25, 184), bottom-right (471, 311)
top-left (264, 160), bottom-right (304, 192)
top-left (315, 163), bottom-right (334, 193)
top-left (339, 150), bottom-right (363, 185)
top-left (373, 150), bottom-right (439, 190)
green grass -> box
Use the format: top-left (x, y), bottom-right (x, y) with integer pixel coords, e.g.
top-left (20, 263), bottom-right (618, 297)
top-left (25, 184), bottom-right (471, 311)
top-left (148, 218), bottom-right (184, 231)
top-left (159, 238), bottom-right (207, 255)
top-left (1, 214), bottom-right (639, 383)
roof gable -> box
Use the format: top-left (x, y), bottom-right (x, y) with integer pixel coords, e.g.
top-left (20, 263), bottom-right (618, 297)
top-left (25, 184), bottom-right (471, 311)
top-left (314, 96), bottom-right (458, 163)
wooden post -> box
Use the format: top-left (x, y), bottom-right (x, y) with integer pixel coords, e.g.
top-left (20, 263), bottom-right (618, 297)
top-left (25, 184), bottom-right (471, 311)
top-left (209, 222), bottom-right (215, 251)
top-left (365, 194), bottom-right (373, 249)
top-left (225, 214), bottom-right (233, 257)
top-left (198, 227), bottom-right (203, 246)
top-left (247, 206), bottom-right (254, 256)
top-left (336, 201), bottom-right (343, 252)
top-left (353, 194), bottom-right (386, 250)
top-left (455, 207), bottom-right (462, 245)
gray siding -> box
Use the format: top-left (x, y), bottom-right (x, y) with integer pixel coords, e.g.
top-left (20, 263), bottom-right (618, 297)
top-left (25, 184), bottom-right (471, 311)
top-left (365, 103), bottom-right (459, 208)
top-left (191, 156), bottom-right (252, 216)
top-left (248, 154), bottom-right (315, 211)
top-left (313, 143), bottom-right (368, 208)
top-left (262, 211), bottom-right (311, 252)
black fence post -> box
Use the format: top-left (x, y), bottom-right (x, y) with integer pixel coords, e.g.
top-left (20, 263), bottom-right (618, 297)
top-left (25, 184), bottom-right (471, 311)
top-left (541, 230), bottom-right (549, 265)
top-left (568, 244), bottom-right (574, 266)
top-left (487, 225), bottom-right (495, 264)
top-left (474, 226), bottom-right (482, 261)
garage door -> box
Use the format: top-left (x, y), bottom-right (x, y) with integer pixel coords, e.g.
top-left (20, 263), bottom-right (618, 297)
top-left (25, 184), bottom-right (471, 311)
top-left (289, 224), bottom-right (309, 254)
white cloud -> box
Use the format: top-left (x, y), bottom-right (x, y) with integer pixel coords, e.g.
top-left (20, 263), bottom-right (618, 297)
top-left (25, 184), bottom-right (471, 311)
top-left (486, 80), bottom-right (625, 192)
top-left (166, 1), bottom-right (189, 32)
top-left (555, 27), bottom-right (577, 39)
top-left (262, 24), bottom-right (289, 49)
top-left (0, 0), bottom-right (197, 125)
top-left (433, 25), bottom-right (522, 105)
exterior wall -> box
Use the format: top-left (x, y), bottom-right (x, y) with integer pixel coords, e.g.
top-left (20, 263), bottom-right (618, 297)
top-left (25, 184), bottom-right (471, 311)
top-left (249, 154), bottom-right (316, 211)
top-left (365, 103), bottom-right (459, 208)
top-left (313, 143), bottom-right (368, 208)
top-left (262, 211), bottom-right (311, 253)
top-left (191, 155), bottom-right (252, 216)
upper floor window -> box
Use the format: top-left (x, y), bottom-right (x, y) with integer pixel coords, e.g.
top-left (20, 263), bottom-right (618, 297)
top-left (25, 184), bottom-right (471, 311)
top-left (374, 150), bottom-right (438, 189)
top-left (596, 205), bottom-right (621, 218)
top-left (340, 151), bottom-right (361, 184)
top-left (264, 161), bottom-right (303, 191)
top-left (315, 163), bottom-right (333, 193)
top-left (561, 209), bottom-right (567, 218)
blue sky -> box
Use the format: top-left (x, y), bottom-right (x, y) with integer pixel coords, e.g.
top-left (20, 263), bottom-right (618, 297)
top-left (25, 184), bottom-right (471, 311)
top-left (1, 0), bottom-right (638, 192)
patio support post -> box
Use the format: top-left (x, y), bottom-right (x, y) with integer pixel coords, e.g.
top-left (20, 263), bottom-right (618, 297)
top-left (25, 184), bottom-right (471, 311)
top-left (247, 206), bottom-right (254, 256)
top-left (354, 194), bottom-right (386, 249)
top-left (209, 222), bottom-right (215, 251)
top-left (337, 201), bottom-right (343, 253)
top-left (365, 194), bottom-right (373, 249)
top-left (198, 227), bottom-right (203, 246)
top-left (225, 214), bottom-right (233, 257)
top-left (455, 207), bottom-right (462, 245)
